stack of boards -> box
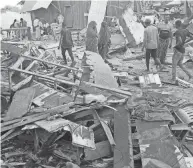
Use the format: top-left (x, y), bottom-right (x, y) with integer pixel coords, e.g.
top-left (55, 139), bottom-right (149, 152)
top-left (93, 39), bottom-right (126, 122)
top-left (139, 74), bottom-right (162, 89)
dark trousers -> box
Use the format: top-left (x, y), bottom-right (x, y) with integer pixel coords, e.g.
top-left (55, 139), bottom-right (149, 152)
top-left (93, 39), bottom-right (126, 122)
top-left (61, 47), bottom-right (74, 64)
top-left (146, 49), bottom-right (161, 70)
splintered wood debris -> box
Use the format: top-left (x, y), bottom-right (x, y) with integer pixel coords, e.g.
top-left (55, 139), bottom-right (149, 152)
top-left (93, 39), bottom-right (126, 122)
top-left (1, 12), bottom-right (193, 168)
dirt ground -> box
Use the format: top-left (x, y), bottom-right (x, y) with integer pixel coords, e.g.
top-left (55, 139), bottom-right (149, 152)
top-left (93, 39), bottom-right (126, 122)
top-left (107, 47), bottom-right (193, 102)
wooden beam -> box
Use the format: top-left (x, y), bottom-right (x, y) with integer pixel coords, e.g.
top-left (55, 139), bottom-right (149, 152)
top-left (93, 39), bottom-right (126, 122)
top-left (9, 68), bottom-right (77, 87)
top-left (11, 76), bottom-right (33, 92)
top-left (1, 102), bottom-right (75, 132)
top-left (83, 82), bottom-right (132, 96)
top-left (10, 68), bottom-right (132, 96)
top-left (2, 27), bottom-right (28, 31)
top-left (20, 54), bottom-right (82, 72)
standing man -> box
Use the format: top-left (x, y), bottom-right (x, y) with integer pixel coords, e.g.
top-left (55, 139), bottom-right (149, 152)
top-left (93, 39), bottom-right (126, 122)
top-left (34, 17), bottom-right (41, 40)
top-left (58, 22), bottom-right (74, 65)
top-left (20, 18), bottom-right (27, 40)
top-left (157, 15), bottom-right (173, 64)
top-left (142, 19), bottom-right (164, 72)
top-left (13, 19), bottom-right (20, 40)
top-left (58, 13), bottom-right (64, 28)
top-left (172, 20), bottom-right (193, 82)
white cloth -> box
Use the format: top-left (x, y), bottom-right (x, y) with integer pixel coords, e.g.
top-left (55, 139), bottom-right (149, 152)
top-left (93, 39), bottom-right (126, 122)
top-left (58, 14), bottom-right (64, 24)
top-left (34, 19), bottom-right (39, 27)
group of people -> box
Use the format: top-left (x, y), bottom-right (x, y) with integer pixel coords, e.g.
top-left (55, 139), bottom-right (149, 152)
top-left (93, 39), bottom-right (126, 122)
top-left (57, 13), bottom-right (193, 83)
top-left (9, 18), bottom-right (27, 40)
top-left (33, 14), bottom-right (65, 41)
top-left (58, 20), bottom-right (111, 66)
top-left (86, 21), bottom-right (111, 60)
top-left (142, 15), bottom-right (193, 83)
top-left (33, 17), bottom-right (50, 40)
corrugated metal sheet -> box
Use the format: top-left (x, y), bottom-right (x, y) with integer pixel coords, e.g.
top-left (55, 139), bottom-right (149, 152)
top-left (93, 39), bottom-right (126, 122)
top-left (20, 0), bottom-right (37, 13)
top-left (32, 0), bottom-right (52, 11)
top-left (72, 1), bottom-right (90, 29)
top-left (30, 1), bottom-right (90, 29)
top-left (21, 0), bottom-right (52, 13)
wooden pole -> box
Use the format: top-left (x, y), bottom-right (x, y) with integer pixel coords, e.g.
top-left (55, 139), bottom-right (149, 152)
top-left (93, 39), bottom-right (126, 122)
top-left (20, 54), bottom-right (82, 72)
top-left (9, 68), bottom-right (132, 97)
top-left (9, 68), bottom-right (77, 87)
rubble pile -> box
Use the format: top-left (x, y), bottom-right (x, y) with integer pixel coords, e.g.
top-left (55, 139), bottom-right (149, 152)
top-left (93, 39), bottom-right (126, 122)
top-left (1, 27), bottom-right (193, 168)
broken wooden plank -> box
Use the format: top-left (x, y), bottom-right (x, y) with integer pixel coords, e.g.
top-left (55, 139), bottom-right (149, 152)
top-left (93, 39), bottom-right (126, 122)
top-left (9, 68), bottom-right (77, 87)
top-left (5, 87), bottom-right (35, 121)
top-left (154, 74), bottom-right (162, 86)
top-left (84, 141), bottom-right (112, 161)
top-left (21, 54), bottom-right (82, 72)
top-left (11, 76), bottom-right (33, 92)
top-left (83, 82), bottom-right (132, 96)
top-left (1, 129), bottom-right (16, 140)
top-left (25, 51), bottom-right (45, 71)
top-left (1, 162), bottom-right (26, 166)
top-left (1, 102), bottom-right (75, 132)
top-left (94, 111), bottom-right (116, 146)
top-left (10, 67), bottom-right (132, 96)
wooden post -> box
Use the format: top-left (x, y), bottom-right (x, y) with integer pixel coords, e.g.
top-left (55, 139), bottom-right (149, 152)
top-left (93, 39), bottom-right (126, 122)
top-left (20, 54), bottom-right (82, 72)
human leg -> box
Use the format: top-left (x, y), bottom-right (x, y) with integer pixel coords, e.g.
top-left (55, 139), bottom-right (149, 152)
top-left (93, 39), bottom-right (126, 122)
top-left (160, 39), bottom-right (169, 64)
top-left (172, 49), bottom-right (181, 81)
top-left (151, 49), bottom-right (163, 69)
top-left (67, 48), bottom-right (74, 63)
top-left (178, 53), bottom-right (192, 80)
top-left (145, 49), bottom-right (151, 71)
top-left (61, 48), bottom-right (67, 64)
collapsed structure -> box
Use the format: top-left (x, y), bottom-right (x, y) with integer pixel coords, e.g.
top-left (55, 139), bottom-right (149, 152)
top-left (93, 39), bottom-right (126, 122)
top-left (1, 0), bottom-right (193, 168)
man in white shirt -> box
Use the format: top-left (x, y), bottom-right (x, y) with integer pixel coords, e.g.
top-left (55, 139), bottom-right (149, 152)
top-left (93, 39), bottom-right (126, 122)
top-left (142, 19), bottom-right (164, 71)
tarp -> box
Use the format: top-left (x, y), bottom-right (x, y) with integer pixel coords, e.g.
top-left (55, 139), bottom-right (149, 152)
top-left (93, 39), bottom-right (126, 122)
top-left (20, 0), bottom-right (52, 13)
top-left (87, 0), bottom-right (108, 32)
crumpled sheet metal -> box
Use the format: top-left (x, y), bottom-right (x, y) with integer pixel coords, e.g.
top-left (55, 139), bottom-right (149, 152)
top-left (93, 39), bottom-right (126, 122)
top-left (137, 121), bottom-right (188, 168)
top-left (174, 105), bottom-right (193, 124)
top-left (35, 118), bottom-right (95, 149)
top-left (133, 104), bottom-right (175, 122)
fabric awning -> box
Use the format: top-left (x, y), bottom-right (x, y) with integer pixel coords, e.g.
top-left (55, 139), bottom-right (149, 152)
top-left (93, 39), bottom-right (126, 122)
top-left (20, 0), bottom-right (52, 13)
